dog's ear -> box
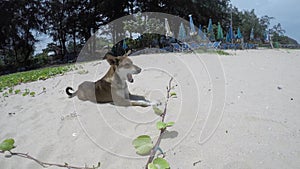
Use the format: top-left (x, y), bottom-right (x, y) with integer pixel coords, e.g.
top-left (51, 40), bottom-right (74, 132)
top-left (104, 53), bottom-right (117, 65)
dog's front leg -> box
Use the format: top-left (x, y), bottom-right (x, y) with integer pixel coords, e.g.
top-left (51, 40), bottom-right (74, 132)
top-left (130, 100), bottom-right (161, 107)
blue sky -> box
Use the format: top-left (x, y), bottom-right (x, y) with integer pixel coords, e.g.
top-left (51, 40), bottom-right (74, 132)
top-left (231, 0), bottom-right (300, 43)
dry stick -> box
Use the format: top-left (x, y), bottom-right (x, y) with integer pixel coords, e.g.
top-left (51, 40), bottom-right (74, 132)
top-left (0, 151), bottom-right (100, 169)
top-left (145, 77), bottom-right (174, 168)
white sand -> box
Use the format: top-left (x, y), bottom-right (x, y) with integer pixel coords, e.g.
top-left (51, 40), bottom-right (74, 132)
top-left (1, 49), bottom-right (300, 169)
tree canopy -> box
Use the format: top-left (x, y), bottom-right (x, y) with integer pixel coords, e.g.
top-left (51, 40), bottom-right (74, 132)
top-left (0, 0), bottom-right (298, 73)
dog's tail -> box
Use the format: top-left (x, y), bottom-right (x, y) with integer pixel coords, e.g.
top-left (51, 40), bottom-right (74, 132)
top-left (66, 87), bottom-right (76, 98)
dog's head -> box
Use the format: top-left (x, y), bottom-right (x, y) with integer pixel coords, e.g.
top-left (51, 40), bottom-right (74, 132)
top-left (104, 50), bottom-right (141, 83)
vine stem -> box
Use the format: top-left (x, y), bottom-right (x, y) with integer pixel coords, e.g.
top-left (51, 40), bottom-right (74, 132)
top-left (0, 150), bottom-right (100, 169)
top-left (145, 77), bottom-right (174, 168)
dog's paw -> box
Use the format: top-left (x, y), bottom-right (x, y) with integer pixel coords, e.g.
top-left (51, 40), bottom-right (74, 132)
top-left (150, 100), bottom-right (162, 106)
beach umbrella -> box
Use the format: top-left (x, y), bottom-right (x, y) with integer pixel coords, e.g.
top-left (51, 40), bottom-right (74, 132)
top-left (198, 24), bottom-right (202, 36)
top-left (264, 30), bottom-right (269, 42)
top-left (198, 24), bottom-right (205, 40)
top-left (178, 22), bottom-right (187, 41)
top-left (207, 18), bottom-right (215, 41)
top-left (122, 39), bottom-right (128, 49)
top-left (217, 22), bottom-right (224, 41)
top-left (228, 24), bottom-right (234, 43)
top-left (236, 27), bottom-right (243, 39)
top-left (250, 27), bottom-right (254, 41)
top-left (207, 18), bottom-right (213, 33)
top-left (226, 32), bottom-right (230, 43)
top-left (164, 18), bottom-right (173, 37)
top-left (189, 14), bottom-right (197, 36)
top-left (203, 29), bottom-right (207, 40)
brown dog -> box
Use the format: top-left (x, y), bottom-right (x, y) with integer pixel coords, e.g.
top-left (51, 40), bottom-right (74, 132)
top-left (66, 51), bottom-right (157, 107)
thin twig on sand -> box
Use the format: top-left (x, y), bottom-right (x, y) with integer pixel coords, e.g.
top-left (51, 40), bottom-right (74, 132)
top-left (145, 77), bottom-right (174, 168)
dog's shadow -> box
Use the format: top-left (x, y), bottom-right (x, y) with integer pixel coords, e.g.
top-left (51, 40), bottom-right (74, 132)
top-left (106, 94), bottom-right (151, 106)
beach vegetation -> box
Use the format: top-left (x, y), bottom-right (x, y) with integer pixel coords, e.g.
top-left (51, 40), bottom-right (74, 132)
top-left (133, 78), bottom-right (176, 169)
top-left (0, 139), bottom-right (100, 169)
top-left (216, 50), bottom-right (230, 55)
top-left (0, 65), bottom-right (74, 92)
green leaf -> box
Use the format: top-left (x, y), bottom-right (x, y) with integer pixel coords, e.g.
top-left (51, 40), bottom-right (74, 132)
top-left (14, 89), bottom-right (21, 94)
top-left (152, 106), bottom-right (163, 116)
top-left (153, 157), bottom-right (170, 169)
top-left (156, 121), bottom-right (167, 130)
top-left (132, 135), bottom-right (153, 155)
top-left (2, 92), bottom-right (8, 97)
top-left (148, 163), bottom-right (158, 169)
top-left (0, 138), bottom-right (15, 151)
top-left (170, 92), bottom-right (177, 97)
top-left (166, 122), bottom-right (175, 127)
top-left (30, 92), bottom-right (35, 97)
top-left (156, 121), bottom-right (175, 130)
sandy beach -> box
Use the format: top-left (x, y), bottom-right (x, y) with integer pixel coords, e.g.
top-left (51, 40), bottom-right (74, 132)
top-left (1, 49), bottom-right (300, 169)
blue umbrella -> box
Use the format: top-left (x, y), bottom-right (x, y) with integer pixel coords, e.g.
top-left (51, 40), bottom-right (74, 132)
top-left (236, 27), bottom-right (243, 39)
top-left (228, 24), bottom-right (234, 43)
top-left (207, 18), bottom-right (215, 41)
top-left (203, 29), bottom-right (207, 40)
top-left (226, 32), bottom-right (230, 43)
top-left (250, 27), bottom-right (254, 41)
top-left (198, 24), bottom-right (205, 40)
top-left (178, 22), bottom-right (187, 41)
top-left (217, 22), bottom-right (224, 41)
top-left (207, 18), bottom-right (213, 33)
top-left (189, 14), bottom-right (197, 36)
top-left (198, 24), bottom-right (202, 36)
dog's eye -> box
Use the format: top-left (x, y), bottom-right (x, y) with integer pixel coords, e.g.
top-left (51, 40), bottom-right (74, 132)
top-left (124, 63), bottom-right (131, 67)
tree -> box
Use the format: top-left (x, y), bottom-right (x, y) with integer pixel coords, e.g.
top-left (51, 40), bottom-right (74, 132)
top-left (0, 0), bottom-right (43, 67)
top-left (272, 23), bottom-right (285, 36)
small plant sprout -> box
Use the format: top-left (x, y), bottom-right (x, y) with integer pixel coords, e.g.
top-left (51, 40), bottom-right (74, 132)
top-left (156, 121), bottom-right (175, 130)
top-left (29, 91), bottom-right (36, 97)
top-left (8, 88), bottom-right (13, 94)
top-left (0, 138), bottom-right (101, 169)
top-left (14, 89), bottom-right (21, 94)
top-left (133, 77), bottom-right (176, 169)
top-left (22, 89), bottom-right (30, 96)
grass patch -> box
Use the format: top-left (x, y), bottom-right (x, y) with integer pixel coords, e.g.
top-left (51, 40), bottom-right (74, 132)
top-left (216, 50), bottom-right (230, 55)
top-left (194, 48), bottom-right (230, 55)
top-left (0, 65), bottom-right (74, 92)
